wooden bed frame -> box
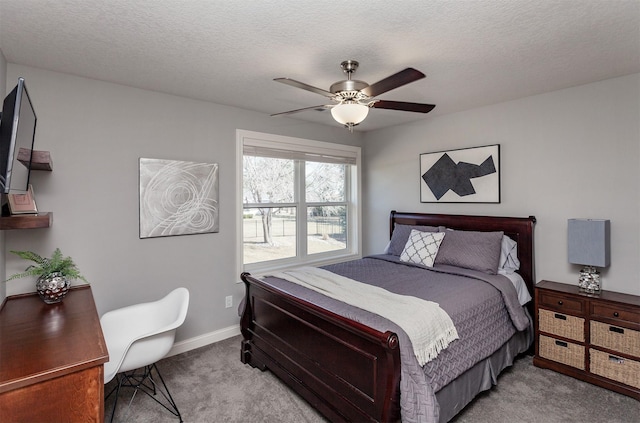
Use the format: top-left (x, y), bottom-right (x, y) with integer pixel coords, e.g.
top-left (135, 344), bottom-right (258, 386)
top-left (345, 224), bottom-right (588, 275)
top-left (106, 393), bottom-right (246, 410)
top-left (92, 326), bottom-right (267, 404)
top-left (240, 211), bottom-right (536, 422)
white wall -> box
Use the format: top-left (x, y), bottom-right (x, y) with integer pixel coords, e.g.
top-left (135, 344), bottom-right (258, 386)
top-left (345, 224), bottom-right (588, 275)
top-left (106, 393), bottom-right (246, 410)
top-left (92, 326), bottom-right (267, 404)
top-left (2, 64), bottom-right (362, 345)
top-left (362, 73), bottom-right (640, 296)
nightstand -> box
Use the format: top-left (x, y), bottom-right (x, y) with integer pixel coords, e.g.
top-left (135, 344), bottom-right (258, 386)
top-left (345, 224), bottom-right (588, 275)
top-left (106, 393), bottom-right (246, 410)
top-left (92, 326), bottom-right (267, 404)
top-left (534, 280), bottom-right (640, 400)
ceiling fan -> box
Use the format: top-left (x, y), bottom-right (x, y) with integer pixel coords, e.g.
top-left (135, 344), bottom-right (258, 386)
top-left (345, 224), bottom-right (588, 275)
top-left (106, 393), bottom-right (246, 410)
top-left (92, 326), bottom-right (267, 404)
top-left (272, 60), bottom-right (435, 131)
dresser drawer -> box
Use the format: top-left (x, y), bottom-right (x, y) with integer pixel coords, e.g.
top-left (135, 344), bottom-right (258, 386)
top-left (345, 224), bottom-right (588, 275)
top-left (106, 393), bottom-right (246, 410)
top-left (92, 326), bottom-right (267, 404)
top-left (539, 335), bottom-right (585, 370)
top-left (590, 303), bottom-right (640, 325)
top-left (590, 320), bottom-right (640, 358)
top-left (538, 291), bottom-right (585, 315)
top-left (590, 349), bottom-right (640, 389)
top-left (539, 308), bottom-right (585, 342)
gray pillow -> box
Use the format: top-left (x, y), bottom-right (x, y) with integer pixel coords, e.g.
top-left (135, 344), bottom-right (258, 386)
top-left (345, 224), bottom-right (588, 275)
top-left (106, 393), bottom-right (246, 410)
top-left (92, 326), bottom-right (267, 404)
top-left (388, 224), bottom-right (439, 256)
top-left (434, 229), bottom-right (504, 274)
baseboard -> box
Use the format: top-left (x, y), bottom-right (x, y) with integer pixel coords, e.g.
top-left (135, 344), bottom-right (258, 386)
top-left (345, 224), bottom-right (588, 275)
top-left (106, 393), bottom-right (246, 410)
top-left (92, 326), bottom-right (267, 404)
top-left (167, 324), bottom-right (241, 357)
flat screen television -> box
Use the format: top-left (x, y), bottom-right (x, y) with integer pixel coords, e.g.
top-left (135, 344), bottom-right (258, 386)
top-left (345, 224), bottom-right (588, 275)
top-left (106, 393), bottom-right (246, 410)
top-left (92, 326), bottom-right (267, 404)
top-left (0, 77), bottom-right (37, 195)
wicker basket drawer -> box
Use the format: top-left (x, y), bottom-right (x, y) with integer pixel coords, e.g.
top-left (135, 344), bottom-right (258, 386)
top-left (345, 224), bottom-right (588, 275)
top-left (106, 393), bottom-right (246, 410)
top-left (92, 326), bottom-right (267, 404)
top-left (590, 321), bottom-right (640, 358)
top-left (539, 335), bottom-right (585, 370)
top-left (539, 308), bottom-right (585, 342)
top-left (590, 349), bottom-right (640, 389)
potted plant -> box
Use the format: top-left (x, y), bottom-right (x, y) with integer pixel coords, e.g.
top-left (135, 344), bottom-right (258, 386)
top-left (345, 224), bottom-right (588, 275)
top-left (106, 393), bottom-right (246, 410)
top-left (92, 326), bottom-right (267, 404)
top-left (6, 248), bottom-right (88, 304)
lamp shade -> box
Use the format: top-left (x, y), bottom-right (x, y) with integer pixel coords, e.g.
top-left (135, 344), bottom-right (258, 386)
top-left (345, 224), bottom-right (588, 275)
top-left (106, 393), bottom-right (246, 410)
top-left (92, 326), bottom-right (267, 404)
top-left (568, 219), bottom-right (610, 267)
top-left (331, 103), bottom-right (369, 125)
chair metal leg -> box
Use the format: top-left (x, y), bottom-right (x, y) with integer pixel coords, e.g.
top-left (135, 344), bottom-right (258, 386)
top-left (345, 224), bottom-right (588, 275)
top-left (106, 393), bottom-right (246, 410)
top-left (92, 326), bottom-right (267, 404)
top-left (105, 373), bottom-right (127, 423)
top-left (105, 363), bottom-right (182, 422)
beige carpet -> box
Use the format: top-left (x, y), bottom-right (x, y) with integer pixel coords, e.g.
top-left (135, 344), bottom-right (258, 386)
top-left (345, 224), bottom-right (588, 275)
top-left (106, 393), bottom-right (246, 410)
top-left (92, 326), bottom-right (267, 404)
top-left (105, 335), bottom-right (639, 423)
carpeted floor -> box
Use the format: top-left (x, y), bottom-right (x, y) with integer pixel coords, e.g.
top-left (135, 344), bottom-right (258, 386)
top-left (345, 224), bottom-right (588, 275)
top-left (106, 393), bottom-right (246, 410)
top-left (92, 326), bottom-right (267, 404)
top-left (105, 335), bottom-right (639, 423)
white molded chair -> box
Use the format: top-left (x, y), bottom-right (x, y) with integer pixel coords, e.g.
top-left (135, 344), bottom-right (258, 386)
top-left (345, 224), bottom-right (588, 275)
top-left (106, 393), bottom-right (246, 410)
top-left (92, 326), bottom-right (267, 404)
top-left (101, 287), bottom-right (190, 422)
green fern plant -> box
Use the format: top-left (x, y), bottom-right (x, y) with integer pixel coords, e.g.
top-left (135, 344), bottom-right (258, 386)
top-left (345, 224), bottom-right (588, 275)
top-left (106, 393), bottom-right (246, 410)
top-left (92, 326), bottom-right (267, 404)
top-left (6, 248), bottom-right (88, 283)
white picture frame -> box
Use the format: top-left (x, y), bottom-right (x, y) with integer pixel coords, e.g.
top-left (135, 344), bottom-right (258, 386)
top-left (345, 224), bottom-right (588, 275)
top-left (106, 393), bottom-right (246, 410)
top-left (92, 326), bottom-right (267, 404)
top-left (420, 144), bottom-right (500, 203)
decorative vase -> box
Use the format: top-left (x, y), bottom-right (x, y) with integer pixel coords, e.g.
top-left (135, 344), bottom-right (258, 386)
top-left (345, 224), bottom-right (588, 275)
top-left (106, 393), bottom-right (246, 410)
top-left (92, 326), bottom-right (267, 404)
top-left (36, 272), bottom-right (71, 304)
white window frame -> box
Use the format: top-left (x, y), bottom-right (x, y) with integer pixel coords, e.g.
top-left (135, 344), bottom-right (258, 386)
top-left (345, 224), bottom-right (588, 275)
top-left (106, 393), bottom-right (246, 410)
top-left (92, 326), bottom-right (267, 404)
top-left (236, 130), bottom-right (361, 278)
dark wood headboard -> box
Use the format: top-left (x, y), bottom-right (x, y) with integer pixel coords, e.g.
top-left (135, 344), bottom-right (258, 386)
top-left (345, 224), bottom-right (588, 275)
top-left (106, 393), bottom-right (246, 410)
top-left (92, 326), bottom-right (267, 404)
top-left (390, 211), bottom-right (537, 315)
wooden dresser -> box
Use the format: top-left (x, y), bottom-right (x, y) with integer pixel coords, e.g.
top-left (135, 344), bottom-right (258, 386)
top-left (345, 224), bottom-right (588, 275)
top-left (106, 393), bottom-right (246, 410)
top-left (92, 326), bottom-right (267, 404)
top-left (0, 286), bottom-right (109, 422)
top-left (534, 280), bottom-right (640, 400)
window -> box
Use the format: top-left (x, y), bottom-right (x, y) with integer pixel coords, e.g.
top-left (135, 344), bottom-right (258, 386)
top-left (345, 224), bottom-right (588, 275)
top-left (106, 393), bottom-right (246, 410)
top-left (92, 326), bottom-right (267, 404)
top-left (237, 130), bottom-right (361, 273)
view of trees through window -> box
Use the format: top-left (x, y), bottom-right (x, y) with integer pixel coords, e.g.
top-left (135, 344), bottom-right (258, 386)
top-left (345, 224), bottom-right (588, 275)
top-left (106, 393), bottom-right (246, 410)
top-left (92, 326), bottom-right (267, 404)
top-left (243, 156), bottom-right (348, 265)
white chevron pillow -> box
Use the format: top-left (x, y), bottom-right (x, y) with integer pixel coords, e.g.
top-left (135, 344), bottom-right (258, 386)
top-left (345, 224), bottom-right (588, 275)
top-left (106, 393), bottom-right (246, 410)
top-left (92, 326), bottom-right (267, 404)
top-left (400, 230), bottom-right (446, 267)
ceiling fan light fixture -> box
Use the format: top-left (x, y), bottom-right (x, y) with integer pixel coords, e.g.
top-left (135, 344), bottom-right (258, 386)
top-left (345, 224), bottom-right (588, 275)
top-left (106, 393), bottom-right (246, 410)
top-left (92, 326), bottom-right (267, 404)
top-left (331, 102), bottom-right (369, 127)
top-left (272, 60), bottom-right (434, 131)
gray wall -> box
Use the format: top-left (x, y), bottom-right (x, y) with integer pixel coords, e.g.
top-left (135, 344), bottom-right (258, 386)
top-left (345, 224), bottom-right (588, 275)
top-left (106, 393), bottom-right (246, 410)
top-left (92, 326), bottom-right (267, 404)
top-left (2, 64), bottom-right (362, 346)
top-left (3, 62), bottom-right (638, 352)
top-left (0, 50), bottom-right (6, 302)
top-left (362, 73), bottom-right (640, 296)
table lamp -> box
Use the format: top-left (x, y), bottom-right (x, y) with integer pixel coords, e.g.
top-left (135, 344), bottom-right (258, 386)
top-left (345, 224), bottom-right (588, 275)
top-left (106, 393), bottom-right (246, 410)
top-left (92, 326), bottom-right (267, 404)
top-left (568, 218), bottom-right (610, 294)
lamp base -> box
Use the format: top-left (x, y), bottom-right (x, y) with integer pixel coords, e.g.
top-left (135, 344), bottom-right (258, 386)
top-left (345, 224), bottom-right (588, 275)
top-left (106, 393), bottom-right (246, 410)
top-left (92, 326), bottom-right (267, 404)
top-left (578, 266), bottom-right (601, 294)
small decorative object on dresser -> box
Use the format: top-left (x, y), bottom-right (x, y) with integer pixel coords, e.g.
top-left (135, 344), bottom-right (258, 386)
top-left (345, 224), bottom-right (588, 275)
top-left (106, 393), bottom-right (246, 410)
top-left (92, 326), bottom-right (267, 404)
top-left (568, 218), bottom-right (610, 293)
top-left (6, 248), bottom-right (88, 304)
top-left (534, 280), bottom-right (640, 400)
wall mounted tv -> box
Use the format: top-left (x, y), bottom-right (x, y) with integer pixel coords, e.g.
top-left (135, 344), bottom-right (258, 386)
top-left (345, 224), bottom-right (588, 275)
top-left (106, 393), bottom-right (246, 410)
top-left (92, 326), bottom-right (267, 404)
top-left (0, 77), bottom-right (37, 195)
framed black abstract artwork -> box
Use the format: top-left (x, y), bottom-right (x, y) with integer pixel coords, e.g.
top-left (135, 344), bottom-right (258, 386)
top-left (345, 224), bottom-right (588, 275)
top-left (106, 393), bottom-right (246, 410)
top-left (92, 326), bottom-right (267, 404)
top-left (420, 144), bottom-right (500, 203)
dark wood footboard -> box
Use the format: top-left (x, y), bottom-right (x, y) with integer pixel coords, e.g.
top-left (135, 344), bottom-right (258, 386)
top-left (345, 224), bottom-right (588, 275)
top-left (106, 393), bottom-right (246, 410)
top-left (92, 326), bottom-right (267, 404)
top-left (240, 272), bottom-right (402, 423)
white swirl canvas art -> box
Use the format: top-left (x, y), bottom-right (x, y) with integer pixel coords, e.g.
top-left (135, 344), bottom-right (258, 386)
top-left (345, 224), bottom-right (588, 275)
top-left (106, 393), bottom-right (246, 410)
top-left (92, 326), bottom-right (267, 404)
top-left (139, 158), bottom-right (219, 238)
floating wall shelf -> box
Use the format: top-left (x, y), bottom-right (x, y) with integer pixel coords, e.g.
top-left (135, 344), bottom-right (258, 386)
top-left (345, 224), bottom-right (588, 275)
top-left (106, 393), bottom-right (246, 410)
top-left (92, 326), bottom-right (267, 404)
top-left (0, 212), bottom-right (52, 230)
top-left (0, 150), bottom-right (53, 230)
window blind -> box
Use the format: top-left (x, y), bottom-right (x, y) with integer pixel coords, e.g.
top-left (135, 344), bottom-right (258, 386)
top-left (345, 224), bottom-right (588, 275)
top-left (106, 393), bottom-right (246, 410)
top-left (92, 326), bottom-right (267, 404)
top-left (243, 138), bottom-right (357, 165)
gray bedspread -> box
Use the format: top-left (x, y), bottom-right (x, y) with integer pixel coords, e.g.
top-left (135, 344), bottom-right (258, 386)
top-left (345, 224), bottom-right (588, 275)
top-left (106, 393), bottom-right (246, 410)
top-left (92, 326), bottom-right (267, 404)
top-left (260, 255), bottom-right (531, 423)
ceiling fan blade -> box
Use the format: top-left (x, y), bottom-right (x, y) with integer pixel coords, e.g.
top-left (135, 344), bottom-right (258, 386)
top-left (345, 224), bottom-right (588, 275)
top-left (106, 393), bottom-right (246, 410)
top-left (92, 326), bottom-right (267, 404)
top-left (370, 100), bottom-right (435, 113)
top-left (271, 104), bottom-right (332, 117)
top-left (274, 78), bottom-right (334, 98)
top-left (361, 68), bottom-right (426, 98)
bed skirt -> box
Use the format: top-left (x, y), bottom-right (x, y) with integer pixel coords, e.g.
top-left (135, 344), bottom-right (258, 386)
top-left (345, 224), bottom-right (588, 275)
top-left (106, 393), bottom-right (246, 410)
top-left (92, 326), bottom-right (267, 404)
top-left (435, 310), bottom-right (534, 422)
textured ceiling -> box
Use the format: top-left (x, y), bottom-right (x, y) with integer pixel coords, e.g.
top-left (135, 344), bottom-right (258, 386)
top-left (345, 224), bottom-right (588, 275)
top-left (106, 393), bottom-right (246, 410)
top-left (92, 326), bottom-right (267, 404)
top-left (0, 0), bottom-right (639, 132)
